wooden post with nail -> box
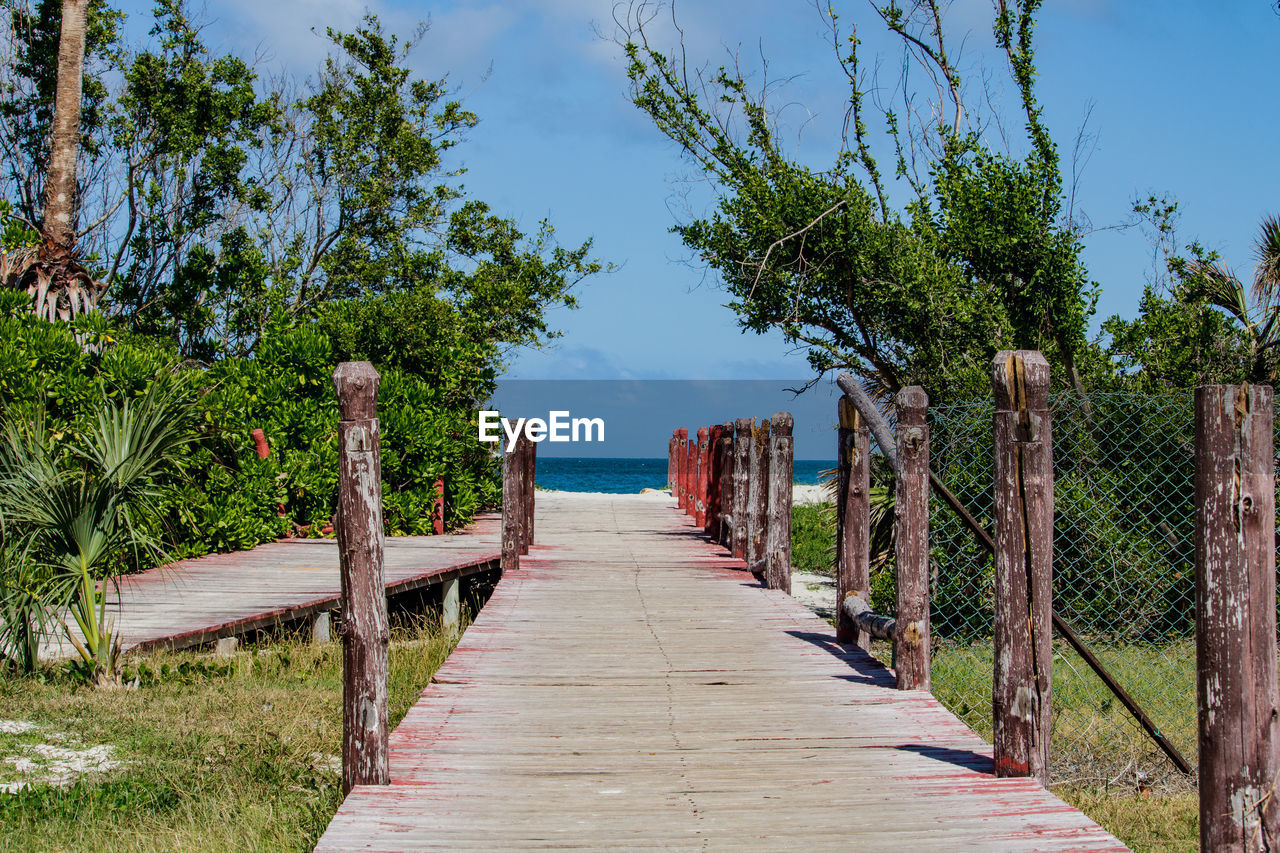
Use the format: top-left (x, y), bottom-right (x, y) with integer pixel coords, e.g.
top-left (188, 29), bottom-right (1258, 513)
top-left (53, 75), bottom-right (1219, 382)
top-left (894, 387), bottom-right (930, 691)
top-left (333, 361), bottom-right (389, 794)
top-left (501, 436), bottom-right (522, 573)
top-left (1195, 383), bottom-right (1280, 853)
top-left (991, 350), bottom-right (1053, 784)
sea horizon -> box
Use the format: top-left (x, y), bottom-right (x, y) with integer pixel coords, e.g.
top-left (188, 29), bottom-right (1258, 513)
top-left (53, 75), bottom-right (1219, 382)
top-left (533, 456), bottom-right (836, 495)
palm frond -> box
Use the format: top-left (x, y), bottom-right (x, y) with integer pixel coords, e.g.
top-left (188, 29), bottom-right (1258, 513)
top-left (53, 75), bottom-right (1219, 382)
top-left (1254, 214), bottom-right (1280, 308)
top-left (1186, 259), bottom-right (1253, 328)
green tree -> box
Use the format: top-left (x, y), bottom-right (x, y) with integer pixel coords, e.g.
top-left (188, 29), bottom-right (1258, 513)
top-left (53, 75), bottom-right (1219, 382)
top-left (622, 0), bottom-right (1096, 401)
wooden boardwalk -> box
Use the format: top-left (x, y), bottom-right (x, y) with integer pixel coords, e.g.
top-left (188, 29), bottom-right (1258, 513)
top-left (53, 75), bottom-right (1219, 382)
top-left (41, 515), bottom-right (499, 658)
top-left (317, 492), bottom-right (1127, 851)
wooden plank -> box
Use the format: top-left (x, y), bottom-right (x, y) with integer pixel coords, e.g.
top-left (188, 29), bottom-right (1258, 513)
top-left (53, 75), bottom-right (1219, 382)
top-left (1195, 384), bottom-right (1280, 851)
top-left (894, 387), bottom-right (930, 691)
top-left (316, 492), bottom-right (1128, 852)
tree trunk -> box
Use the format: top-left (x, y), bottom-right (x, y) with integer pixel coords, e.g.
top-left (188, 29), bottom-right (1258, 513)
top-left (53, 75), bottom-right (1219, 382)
top-left (42, 0), bottom-right (88, 257)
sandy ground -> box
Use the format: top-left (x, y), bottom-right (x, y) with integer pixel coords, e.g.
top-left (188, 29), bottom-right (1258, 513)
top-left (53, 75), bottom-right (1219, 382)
top-left (591, 485), bottom-right (831, 506)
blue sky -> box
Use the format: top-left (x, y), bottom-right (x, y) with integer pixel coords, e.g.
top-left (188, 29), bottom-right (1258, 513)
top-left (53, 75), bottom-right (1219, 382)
top-left (113, 1), bottom-right (1280, 381)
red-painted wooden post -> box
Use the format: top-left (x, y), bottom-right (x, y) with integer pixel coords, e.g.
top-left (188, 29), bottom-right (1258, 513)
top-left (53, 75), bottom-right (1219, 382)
top-left (765, 412), bottom-right (793, 593)
top-left (836, 397), bottom-right (870, 648)
top-left (732, 418), bottom-right (752, 559)
top-left (252, 428), bottom-right (270, 459)
top-left (432, 477), bottom-right (445, 535)
top-left (685, 434), bottom-right (696, 518)
top-left (705, 424), bottom-right (724, 536)
top-left (747, 417), bottom-right (771, 577)
top-left (894, 387), bottom-right (930, 691)
top-left (1195, 383), bottom-right (1280, 852)
top-left (501, 441), bottom-right (522, 572)
top-left (521, 436), bottom-right (536, 552)
top-left (668, 430), bottom-right (677, 492)
top-left (677, 428), bottom-right (688, 510)
top-left (332, 361), bottom-right (389, 794)
top-left (716, 423), bottom-right (734, 545)
top-left (695, 427), bottom-right (709, 527)
top-left (992, 351), bottom-right (1053, 784)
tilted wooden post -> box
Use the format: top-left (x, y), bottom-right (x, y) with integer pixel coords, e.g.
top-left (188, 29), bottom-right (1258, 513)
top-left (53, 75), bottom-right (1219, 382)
top-left (991, 351), bottom-right (1053, 784)
top-left (837, 397), bottom-right (871, 649)
top-left (732, 418), bottom-right (752, 559)
top-left (333, 361), bottom-right (390, 794)
top-left (748, 417), bottom-right (772, 577)
top-left (717, 424), bottom-right (734, 546)
top-left (766, 412), bottom-right (793, 593)
top-left (705, 424), bottom-right (725, 536)
top-left (521, 436), bottom-right (536, 552)
top-left (501, 439), bottom-right (522, 572)
top-left (894, 387), bottom-right (930, 691)
top-left (1195, 384), bottom-right (1280, 852)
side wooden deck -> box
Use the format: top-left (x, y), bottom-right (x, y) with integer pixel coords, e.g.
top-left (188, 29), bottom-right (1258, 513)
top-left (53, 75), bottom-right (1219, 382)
top-left (316, 492), bottom-right (1128, 852)
top-left (41, 514), bottom-right (500, 658)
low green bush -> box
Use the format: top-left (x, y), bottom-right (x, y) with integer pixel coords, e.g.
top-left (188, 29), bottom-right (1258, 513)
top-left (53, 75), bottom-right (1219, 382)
top-left (0, 292), bottom-right (498, 573)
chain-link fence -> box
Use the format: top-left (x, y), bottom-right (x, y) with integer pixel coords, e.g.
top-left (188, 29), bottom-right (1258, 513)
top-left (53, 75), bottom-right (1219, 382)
top-left (926, 392), bottom-right (1198, 788)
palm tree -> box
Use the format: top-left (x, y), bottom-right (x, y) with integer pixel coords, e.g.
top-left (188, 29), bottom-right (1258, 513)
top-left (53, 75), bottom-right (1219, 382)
top-left (0, 378), bottom-right (194, 684)
top-left (1185, 215), bottom-right (1280, 384)
top-left (0, 0), bottom-right (104, 322)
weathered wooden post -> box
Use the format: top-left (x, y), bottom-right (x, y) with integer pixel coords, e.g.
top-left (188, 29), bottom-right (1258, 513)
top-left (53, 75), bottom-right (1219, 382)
top-left (717, 424), bottom-right (735, 546)
top-left (1195, 383), bottom-right (1280, 852)
top-left (676, 428), bottom-right (688, 510)
top-left (836, 397), bottom-right (871, 649)
top-left (521, 435), bottom-right (536, 552)
top-left (991, 351), bottom-right (1053, 784)
top-left (732, 418), bottom-right (752, 559)
top-left (894, 387), bottom-right (930, 691)
top-left (686, 434), bottom-right (696, 518)
top-left (501, 439), bottom-right (522, 573)
top-left (668, 430), bottom-right (678, 492)
top-left (252, 428), bottom-right (270, 459)
top-left (333, 361), bottom-right (390, 794)
top-left (748, 417), bottom-right (771, 577)
top-left (765, 412), bottom-right (793, 593)
top-left (705, 424), bottom-right (725, 536)
top-left (695, 426), bottom-right (710, 527)
top-left (432, 477), bottom-right (445, 535)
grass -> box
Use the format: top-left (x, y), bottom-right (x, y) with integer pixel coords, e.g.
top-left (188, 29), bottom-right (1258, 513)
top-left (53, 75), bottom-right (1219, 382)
top-left (791, 502), bottom-right (836, 575)
top-left (0, 615), bottom-right (463, 851)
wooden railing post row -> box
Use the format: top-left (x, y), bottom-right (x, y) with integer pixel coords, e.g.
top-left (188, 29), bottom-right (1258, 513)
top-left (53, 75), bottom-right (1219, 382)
top-left (332, 361), bottom-right (390, 794)
top-left (765, 412), bottom-right (793, 593)
top-left (732, 418), bottom-right (752, 559)
top-left (991, 351), bottom-right (1053, 784)
top-left (521, 434), bottom-right (536, 552)
top-left (705, 424), bottom-right (724, 535)
top-left (836, 397), bottom-right (871, 648)
top-left (747, 417), bottom-right (771, 577)
top-left (894, 388), bottom-right (930, 691)
top-left (716, 422), bottom-right (734, 545)
top-left (501, 436), bottom-right (522, 573)
top-left (1195, 383), bottom-right (1280, 852)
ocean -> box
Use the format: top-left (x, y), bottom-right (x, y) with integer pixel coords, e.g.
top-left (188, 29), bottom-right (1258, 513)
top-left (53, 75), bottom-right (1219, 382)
top-left (534, 457), bottom-right (836, 494)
